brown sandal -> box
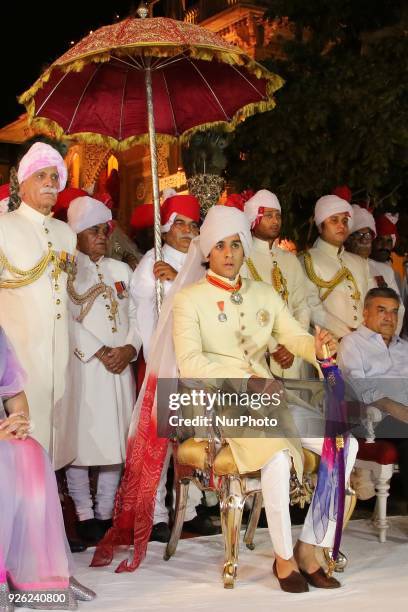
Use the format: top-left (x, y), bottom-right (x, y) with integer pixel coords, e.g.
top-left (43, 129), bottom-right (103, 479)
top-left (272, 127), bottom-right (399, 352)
top-left (300, 567), bottom-right (341, 589)
top-left (273, 561), bottom-right (309, 593)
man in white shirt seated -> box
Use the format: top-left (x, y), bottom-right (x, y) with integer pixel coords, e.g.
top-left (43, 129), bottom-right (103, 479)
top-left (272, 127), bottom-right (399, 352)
top-left (337, 287), bottom-right (408, 506)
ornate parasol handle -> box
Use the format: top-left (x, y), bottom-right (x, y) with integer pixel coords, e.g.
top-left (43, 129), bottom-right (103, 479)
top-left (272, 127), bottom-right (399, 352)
top-left (144, 56), bottom-right (164, 312)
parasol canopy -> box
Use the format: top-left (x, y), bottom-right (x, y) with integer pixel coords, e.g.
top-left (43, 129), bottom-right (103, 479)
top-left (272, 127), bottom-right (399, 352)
top-left (19, 17), bottom-right (283, 150)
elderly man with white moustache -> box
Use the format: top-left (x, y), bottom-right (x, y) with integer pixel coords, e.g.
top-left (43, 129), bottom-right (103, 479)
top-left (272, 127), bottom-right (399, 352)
top-left (0, 142), bottom-right (76, 456)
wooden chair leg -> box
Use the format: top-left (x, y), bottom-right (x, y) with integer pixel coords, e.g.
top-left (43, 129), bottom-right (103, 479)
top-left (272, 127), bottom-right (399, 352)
top-left (219, 476), bottom-right (245, 589)
top-left (372, 466), bottom-right (393, 543)
top-left (243, 491), bottom-right (263, 550)
top-left (164, 477), bottom-right (190, 561)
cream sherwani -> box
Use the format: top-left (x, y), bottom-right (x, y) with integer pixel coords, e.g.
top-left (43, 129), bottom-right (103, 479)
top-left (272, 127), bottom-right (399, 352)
top-left (54, 252), bottom-right (141, 469)
top-left (300, 237), bottom-right (371, 339)
top-left (241, 237), bottom-right (310, 378)
top-left (0, 202), bottom-right (76, 455)
top-left (173, 273), bottom-right (319, 479)
top-left (173, 272), bottom-right (358, 557)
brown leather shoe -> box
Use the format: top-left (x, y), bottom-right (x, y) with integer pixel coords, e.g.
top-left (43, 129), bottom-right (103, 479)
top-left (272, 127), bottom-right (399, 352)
top-left (273, 561), bottom-right (309, 593)
top-left (300, 566), bottom-right (341, 589)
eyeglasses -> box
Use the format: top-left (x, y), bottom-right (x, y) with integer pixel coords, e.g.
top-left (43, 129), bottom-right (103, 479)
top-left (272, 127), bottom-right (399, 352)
top-left (354, 231), bottom-right (373, 240)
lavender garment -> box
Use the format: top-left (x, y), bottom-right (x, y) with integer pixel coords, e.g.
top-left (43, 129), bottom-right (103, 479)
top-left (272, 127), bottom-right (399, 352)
top-left (0, 328), bottom-right (74, 590)
top-left (0, 327), bottom-right (27, 404)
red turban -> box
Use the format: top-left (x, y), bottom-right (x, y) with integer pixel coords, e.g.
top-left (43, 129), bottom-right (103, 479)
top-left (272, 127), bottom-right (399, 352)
top-left (224, 193), bottom-right (245, 211)
top-left (54, 187), bottom-right (88, 222)
top-left (0, 183), bottom-right (10, 200)
top-left (130, 204), bottom-right (154, 231)
top-left (375, 213), bottom-right (399, 245)
top-left (160, 194), bottom-right (200, 232)
top-left (332, 185), bottom-right (352, 203)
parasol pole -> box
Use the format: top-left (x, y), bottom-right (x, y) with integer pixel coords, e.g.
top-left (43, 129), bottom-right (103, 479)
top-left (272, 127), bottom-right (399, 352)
top-left (139, 8), bottom-right (163, 311)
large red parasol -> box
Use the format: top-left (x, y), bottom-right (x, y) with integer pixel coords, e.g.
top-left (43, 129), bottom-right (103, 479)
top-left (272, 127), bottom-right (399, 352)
top-left (20, 13), bottom-right (283, 306)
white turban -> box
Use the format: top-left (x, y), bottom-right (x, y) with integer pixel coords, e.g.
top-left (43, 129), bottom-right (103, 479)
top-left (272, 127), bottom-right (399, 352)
top-left (67, 196), bottom-right (112, 234)
top-left (350, 205), bottom-right (376, 237)
top-left (314, 195), bottom-right (353, 228)
top-left (199, 205), bottom-right (252, 258)
top-left (244, 189), bottom-right (281, 228)
top-left (17, 142), bottom-right (67, 192)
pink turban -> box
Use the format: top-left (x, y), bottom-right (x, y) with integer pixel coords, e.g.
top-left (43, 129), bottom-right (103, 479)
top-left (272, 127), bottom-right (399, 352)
top-left (17, 142), bottom-right (67, 192)
top-left (67, 196), bottom-right (112, 234)
top-left (314, 195), bottom-right (353, 228)
top-left (244, 189), bottom-right (281, 229)
top-left (350, 205), bottom-right (376, 237)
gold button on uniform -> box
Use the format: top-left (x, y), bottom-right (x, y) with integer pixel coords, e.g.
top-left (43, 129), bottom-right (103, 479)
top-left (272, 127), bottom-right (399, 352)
top-left (48, 241), bottom-right (53, 247)
top-left (44, 228), bottom-right (49, 234)
top-left (56, 314), bottom-right (61, 319)
top-left (55, 284), bottom-right (59, 290)
top-left (56, 299), bottom-right (61, 305)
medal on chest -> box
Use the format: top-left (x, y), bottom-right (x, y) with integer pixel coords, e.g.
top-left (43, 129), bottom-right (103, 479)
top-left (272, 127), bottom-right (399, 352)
top-left (217, 301), bottom-right (227, 322)
top-left (114, 280), bottom-right (129, 299)
top-left (206, 274), bottom-right (244, 306)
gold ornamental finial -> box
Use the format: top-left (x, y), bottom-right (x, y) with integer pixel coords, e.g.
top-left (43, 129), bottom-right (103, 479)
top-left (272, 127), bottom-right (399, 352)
top-left (136, 1), bottom-right (149, 19)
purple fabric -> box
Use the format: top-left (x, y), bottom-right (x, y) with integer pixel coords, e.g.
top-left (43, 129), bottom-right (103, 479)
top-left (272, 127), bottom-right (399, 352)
top-left (0, 438), bottom-right (73, 590)
top-left (312, 362), bottom-right (349, 560)
top-left (0, 328), bottom-right (27, 401)
top-left (0, 328), bottom-right (73, 590)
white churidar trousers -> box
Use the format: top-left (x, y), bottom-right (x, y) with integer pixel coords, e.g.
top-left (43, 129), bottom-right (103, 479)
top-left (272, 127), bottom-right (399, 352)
top-left (261, 434), bottom-right (358, 559)
top-left (66, 464), bottom-right (122, 521)
top-left (153, 446), bottom-right (202, 524)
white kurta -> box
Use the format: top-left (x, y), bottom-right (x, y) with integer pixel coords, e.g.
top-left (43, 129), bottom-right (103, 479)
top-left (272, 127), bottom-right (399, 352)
top-left (241, 237), bottom-right (310, 378)
top-left (299, 237), bottom-right (371, 339)
top-left (130, 244), bottom-right (186, 360)
top-left (54, 253), bottom-right (141, 469)
top-left (0, 202), bottom-right (76, 454)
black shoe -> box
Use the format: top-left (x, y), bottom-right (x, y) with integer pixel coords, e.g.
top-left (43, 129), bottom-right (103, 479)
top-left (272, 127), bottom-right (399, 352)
top-left (196, 502), bottom-right (220, 518)
top-left (149, 522), bottom-right (171, 542)
top-left (77, 519), bottom-right (104, 545)
top-left (183, 515), bottom-right (221, 536)
top-left (96, 518), bottom-right (112, 537)
top-left (69, 539), bottom-right (87, 553)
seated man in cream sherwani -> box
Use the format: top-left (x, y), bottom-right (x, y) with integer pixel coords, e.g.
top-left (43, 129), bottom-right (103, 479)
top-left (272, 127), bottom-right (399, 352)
top-left (58, 196), bottom-right (142, 545)
top-left (172, 205), bottom-right (358, 593)
top-left (241, 189), bottom-right (310, 378)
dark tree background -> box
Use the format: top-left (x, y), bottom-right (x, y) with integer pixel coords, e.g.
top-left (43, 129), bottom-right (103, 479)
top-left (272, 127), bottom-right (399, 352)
top-left (226, 0), bottom-right (408, 249)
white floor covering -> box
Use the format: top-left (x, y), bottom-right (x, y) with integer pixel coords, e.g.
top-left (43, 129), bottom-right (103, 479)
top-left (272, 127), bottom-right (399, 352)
top-left (36, 518), bottom-right (408, 612)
